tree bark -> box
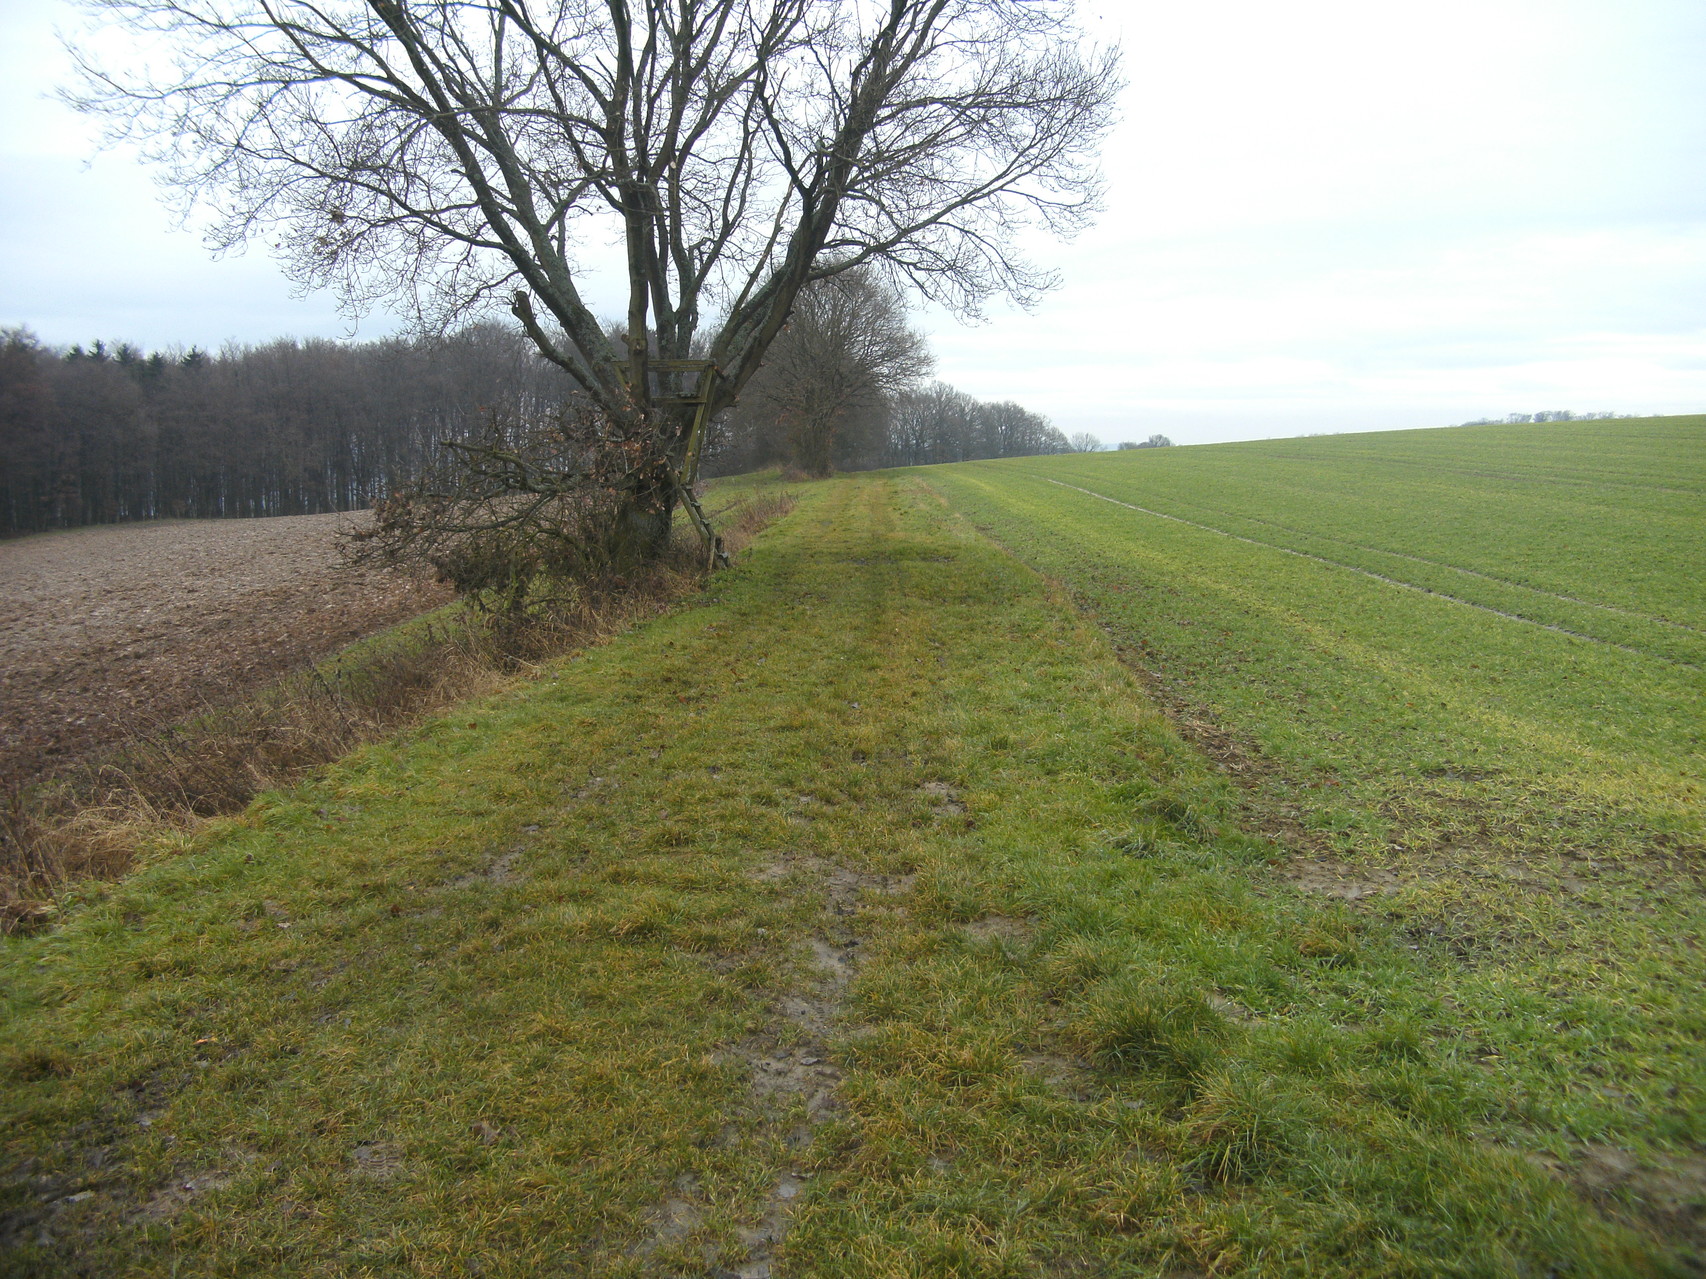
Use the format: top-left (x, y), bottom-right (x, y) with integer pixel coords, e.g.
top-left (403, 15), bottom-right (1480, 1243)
top-left (790, 411), bottom-right (836, 480)
top-left (615, 467), bottom-right (678, 562)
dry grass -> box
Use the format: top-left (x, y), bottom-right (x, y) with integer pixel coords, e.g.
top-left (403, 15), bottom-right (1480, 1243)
top-left (712, 489), bottom-right (798, 556)
top-left (0, 491), bottom-right (797, 931)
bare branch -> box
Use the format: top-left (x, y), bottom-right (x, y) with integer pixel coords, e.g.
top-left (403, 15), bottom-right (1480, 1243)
top-left (70, 0), bottom-right (1120, 556)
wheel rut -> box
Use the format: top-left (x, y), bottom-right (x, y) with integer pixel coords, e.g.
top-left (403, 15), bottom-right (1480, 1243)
top-left (631, 852), bottom-right (909, 1277)
top-left (1041, 477), bottom-right (1700, 668)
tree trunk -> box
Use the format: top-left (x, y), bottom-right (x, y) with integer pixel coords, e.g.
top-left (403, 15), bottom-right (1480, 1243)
top-left (613, 403), bottom-right (701, 563)
top-left (614, 464), bottom-right (678, 563)
top-left (791, 410), bottom-right (836, 479)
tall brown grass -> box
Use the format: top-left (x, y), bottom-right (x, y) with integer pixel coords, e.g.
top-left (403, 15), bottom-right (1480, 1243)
top-left (0, 493), bottom-right (795, 932)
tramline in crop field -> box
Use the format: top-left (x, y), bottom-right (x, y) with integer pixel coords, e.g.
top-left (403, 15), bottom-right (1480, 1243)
top-left (930, 415), bottom-right (1704, 865)
top-left (923, 416), bottom-right (1706, 1249)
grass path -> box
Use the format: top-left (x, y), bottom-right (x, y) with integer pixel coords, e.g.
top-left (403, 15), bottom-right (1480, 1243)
top-left (0, 475), bottom-right (1678, 1276)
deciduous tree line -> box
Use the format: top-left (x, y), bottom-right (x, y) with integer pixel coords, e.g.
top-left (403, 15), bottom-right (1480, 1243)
top-left (0, 299), bottom-right (1071, 537)
top-left (0, 324), bottom-right (569, 536)
top-left (709, 378), bottom-right (1071, 477)
top-left (705, 268), bottom-right (1070, 476)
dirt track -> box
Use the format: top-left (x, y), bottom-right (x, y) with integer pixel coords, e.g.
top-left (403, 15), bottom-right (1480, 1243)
top-left (0, 514), bottom-right (453, 789)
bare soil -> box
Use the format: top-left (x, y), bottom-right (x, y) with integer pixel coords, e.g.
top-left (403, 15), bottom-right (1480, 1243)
top-left (0, 514), bottom-right (453, 789)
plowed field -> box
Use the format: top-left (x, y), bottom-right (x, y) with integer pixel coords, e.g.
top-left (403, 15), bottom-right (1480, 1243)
top-left (0, 513), bottom-right (452, 788)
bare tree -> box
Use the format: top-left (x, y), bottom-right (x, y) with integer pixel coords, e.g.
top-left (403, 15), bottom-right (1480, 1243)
top-left (71, 0), bottom-right (1120, 558)
top-left (889, 381), bottom-right (976, 465)
top-left (739, 268), bottom-right (930, 477)
top-left (1067, 431), bottom-right (1100, 453)
top-left (985, 401), bottom-right (1065, 458)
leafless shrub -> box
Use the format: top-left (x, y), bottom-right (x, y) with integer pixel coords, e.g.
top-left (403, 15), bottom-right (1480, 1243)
top-left (348, 400), bottom-right (712, 633)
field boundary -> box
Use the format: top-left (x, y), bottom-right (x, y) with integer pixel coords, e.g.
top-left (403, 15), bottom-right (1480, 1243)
top-left (1039, 477), bottom-right (1697, 669)
top-left (0, 488), bottom-right (797, 926)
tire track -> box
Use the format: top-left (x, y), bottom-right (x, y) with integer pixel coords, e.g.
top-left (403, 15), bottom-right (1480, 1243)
top-left (1038, 478), bottom-right (1698, 670)
top-left (1068, 483), bottom-right (1706, 640)
top-left (1228, 450), bottom-right (1704, 498)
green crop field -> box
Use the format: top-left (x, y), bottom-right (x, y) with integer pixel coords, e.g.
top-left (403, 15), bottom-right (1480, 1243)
top-left (2, 425), bottom-right (1701, 1277)
top-left (926, 414), bottom-right (1706, 1261)
top-left (930, 416), bottom-right (1703, 857)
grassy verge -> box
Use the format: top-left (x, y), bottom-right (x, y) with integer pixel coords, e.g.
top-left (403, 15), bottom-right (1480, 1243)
top-left (0, 473), bottom-right (1684, 1276)
top-left (0, 486), bottom-right (793, 931)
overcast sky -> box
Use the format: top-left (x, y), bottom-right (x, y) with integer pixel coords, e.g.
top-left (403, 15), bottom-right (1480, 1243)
top-left (3, 0), bottom-right (1704, 445)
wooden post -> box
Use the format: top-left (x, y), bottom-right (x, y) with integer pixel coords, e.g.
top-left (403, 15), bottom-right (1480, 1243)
top-left (649, 360), bottom-right (728, 568)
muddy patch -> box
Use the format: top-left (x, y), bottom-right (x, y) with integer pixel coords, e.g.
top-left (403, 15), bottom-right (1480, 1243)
top-left (629, 851), bottom-right (901, 1275)
top-left (1021, 1052), bottom-right (1100, 1103)
top-left (751, 853), bottom-right (914, 904)
top-left (1281, 856), bottom-right (1405, 903)
top-left (627, 1177), bottom-right (709, 1264)
top-left (918, 781), bottom-right (965, 817)
top-left (446, 839), bottom-right (530, 889)
top-left (137, 1166), bottom-right (240, 1218)
top-left (1532, 1143), bottom-right (1706, 1262)
top-left (731, 854), bottom-right (874, 1149)
top-left (0, 1145), bottom-right (255, 1256)
top-left (961, 915), bottom-right (1032, 945)
top-left (348, 1141), bottom-right (406, 1181)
